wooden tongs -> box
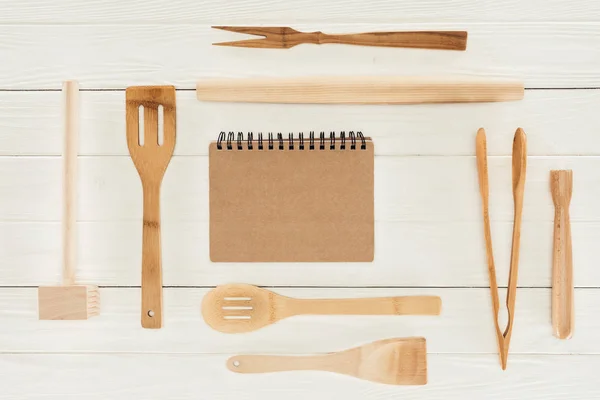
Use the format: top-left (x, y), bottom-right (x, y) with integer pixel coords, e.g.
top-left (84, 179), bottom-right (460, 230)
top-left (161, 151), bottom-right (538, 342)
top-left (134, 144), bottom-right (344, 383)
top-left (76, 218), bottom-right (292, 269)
top-left (212, 26), bottom-right (467, 50)
top-left (475, 128), bottom-right (527, 370)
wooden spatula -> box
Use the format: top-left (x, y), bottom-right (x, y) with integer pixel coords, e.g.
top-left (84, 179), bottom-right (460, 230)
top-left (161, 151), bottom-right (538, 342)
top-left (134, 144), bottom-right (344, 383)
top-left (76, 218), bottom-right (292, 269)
top-left (227, 337), bottom-right (427, 385)
top-left (201, 284), bottom-right (441, 333)
top-left (126, 86), bottom-right (176, 329)
top-left (551, 170), bottom-right (574, 339)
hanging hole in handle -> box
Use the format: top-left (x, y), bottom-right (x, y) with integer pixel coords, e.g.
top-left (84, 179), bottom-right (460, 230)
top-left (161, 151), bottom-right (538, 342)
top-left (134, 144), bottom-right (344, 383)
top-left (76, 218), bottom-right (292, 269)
top-left (147, 310), bottom-right (155, 317)
top-left (232, 360), bottom-right (240, 367)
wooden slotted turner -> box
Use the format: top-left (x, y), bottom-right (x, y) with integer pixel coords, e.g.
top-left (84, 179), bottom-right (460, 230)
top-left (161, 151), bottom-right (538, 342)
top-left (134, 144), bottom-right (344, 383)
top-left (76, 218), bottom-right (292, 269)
top-left (475, 128), bottom-right (527, 370)
top-left (202, 284), bottom-right (441, 333)
top-left (227, 337), bottom-right (427, 385)
top-left (126, 86), bottom-right (176, 329)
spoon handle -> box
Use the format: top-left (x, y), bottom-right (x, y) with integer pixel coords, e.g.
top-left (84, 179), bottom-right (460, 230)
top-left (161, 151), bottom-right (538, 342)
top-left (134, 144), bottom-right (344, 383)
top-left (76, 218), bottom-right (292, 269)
top-left (287, 296), bottom-right (441, 316)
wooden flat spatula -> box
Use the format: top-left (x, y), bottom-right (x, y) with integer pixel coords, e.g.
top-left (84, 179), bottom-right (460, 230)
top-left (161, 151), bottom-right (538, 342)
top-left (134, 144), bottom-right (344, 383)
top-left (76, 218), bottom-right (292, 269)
top-left (126, 86), bottom-right (176, 329)
top-left (213, 26), bottom-right (467, 50)
top-left (551, 170), bottom-right (574, 339)
top-left (227, 337), bottom-right (427, 385)
top-left (38, 80), bottom-right (99, 320)
top-left (202, 284), bottom-right (441, 333)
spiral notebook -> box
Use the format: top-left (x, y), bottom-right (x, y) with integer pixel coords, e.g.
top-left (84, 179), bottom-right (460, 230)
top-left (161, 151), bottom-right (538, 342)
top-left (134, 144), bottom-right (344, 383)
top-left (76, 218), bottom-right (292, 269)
top-left (209, 131), bottom-right (374, 262)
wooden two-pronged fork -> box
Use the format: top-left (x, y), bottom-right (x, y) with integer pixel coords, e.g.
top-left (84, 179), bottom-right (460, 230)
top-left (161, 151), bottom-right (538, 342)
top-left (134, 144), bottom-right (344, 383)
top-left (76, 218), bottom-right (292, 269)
top-left (212, 26), bottom-right (467, 50)
top-left (126, 86), bottom-right (176, 329)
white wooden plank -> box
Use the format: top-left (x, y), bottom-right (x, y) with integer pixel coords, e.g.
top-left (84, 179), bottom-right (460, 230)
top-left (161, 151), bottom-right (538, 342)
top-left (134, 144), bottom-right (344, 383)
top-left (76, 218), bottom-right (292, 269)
top-left (3, 90), bottom-right (600, 157)
top-left (0, 155), bottom-right (596, 222)
top-left (0, 287), bottom-right (598, 354)
top-left (2, 220), bottom-right (599, 287)
top-left (1, 352), bottom-right (599, 399)
top-left (0, 0), bottom-right (598, 23)
top-left (0, 23), bottom-right (599, 88)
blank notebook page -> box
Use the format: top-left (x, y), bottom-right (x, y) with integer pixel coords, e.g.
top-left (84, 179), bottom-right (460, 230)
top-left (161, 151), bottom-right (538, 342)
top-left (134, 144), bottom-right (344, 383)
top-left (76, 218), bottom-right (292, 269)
top-left (209, 135), bottom-right (374, 262)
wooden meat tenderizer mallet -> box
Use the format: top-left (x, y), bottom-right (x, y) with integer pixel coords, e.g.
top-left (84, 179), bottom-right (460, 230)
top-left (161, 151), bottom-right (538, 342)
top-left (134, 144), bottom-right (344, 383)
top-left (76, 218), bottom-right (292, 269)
top-left (551, 170), bottom-right (573, 339)
top-left (38, 81), bottom-right (99, 320)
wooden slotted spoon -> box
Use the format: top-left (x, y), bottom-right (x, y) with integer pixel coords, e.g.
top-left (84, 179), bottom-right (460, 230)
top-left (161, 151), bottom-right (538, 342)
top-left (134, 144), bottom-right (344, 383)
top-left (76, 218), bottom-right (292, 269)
top-left (227, 337), bottom-right (427, 385)
top-left (201, 284), bottom-right (441, 333)
top-left (126, 86), bottom-right (176, 329)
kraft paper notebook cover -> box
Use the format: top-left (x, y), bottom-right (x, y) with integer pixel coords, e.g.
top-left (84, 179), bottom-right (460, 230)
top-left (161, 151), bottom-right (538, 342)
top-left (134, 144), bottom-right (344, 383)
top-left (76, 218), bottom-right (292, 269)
top-left (209, 131), bottom-right (374, 262)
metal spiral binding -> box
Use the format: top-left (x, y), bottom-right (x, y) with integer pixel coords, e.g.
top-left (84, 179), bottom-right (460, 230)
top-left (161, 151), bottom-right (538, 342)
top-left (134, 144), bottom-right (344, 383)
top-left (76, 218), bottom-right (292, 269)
top-left (216, 131), bottom-right (366, 151)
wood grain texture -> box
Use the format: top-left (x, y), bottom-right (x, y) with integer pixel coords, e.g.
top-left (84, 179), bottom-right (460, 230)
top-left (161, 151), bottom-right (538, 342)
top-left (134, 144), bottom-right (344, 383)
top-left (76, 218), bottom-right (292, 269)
top-left (1, 0), bottom-right (600, 23)
top-left (202, 284), bottom-right (440, 333)
top-left (37, 285), bottom-right (99, 320)
top-left (196, 77), bottom-right (523, 104)
top-left (227, 337), bottom-right (427, 385)
top-left (213, 26), bottom-right (467, 50)
top-left (1, 353), bottom-right (600, 399)
top-left (0, 24), bottom-right (599, 88)
top-left (5, 91), bottom-right (600, 157)
top-left (126, 86), bottom-right (177, 329)
top-left (1, 0), bottom-right (599, 23)
top-left (551, 170), bottom-right (574, 339)
top-left (2, 156), bottom-right (598, 223)
top-left (2, 287), bottom-right (600, 354)
top-left (4, 220), bottom-right (600, 287)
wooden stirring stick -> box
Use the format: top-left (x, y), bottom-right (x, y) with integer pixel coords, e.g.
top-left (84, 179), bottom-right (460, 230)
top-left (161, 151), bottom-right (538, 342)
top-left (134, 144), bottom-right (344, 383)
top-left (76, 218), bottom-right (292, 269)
top-left (475, 128), bottom-right (527, 370)
top-left (550, 170), bottom-right (574, 339)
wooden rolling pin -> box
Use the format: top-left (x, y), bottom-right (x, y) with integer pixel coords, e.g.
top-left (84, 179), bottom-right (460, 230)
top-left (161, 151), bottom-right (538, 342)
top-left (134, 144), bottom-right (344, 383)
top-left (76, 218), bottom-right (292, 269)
top-left (196, 77), bottom-right (524, 104)
top-left (551, 170), bottom-right (574, 339)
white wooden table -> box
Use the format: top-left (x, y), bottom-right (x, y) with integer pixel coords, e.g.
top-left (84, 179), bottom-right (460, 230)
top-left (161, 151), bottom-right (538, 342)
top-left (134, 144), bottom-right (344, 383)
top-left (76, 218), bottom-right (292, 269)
top-left (1, 0), bottom-right (599, 398)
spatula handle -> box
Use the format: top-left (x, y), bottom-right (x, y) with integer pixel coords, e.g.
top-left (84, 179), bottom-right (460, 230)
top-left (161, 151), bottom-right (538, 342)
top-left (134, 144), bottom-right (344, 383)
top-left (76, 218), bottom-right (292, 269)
top-left (551, 170), bottom-right (573, 339)
top-left (141, 184), bottom-right (163, 329)
top-left (288, 296), bottom-right (441, 316)
top-left (227, 354), bottom-right (338, 374)
top-left (318, 31), bottom-right (467, 50)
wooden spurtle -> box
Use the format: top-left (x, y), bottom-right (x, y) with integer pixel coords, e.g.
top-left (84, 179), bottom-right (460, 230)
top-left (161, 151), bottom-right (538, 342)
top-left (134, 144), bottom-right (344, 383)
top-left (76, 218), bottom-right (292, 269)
top-left (126, 86), bottom-right (176, 329)
top-left (212, 26), bottom-right (467, 50)
top-left (475, 128), bottom-right (527, 370)
top-left (196, 77), bottom-right (524, 104)
top-left (551, 170), bottom-right (574, 339)
top-left (227, 337), bottom-right (427, 385)
top-left (202, 284), bottom-right (441, 333)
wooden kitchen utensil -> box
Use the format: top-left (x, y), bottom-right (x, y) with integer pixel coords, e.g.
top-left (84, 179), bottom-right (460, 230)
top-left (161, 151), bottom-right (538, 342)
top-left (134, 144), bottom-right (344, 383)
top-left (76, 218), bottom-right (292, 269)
top-left (38, 81), bottom-right (100, 320)
top-left (126, 86), bottom-right (176, 329)
top-left (227, 337), bottom-right (427, 385)
top-left (212, 26), bottom-right (467, 50)
top-left (475, 127), bottom-right (527, 370)
top-left (551, 170), bottom-right (574, 339)
top-left (202, 284), bottom-right (441, 333)
top-left (196, 77), bottom-right (524, 104)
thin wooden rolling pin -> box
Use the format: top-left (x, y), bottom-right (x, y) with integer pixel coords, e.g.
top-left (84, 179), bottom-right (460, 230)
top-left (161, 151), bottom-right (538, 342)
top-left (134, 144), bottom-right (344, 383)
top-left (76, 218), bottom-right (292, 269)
top-left (551, 170), bottom-right (574, 339)
top-left (196, 77), bottom-right (524, 104)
